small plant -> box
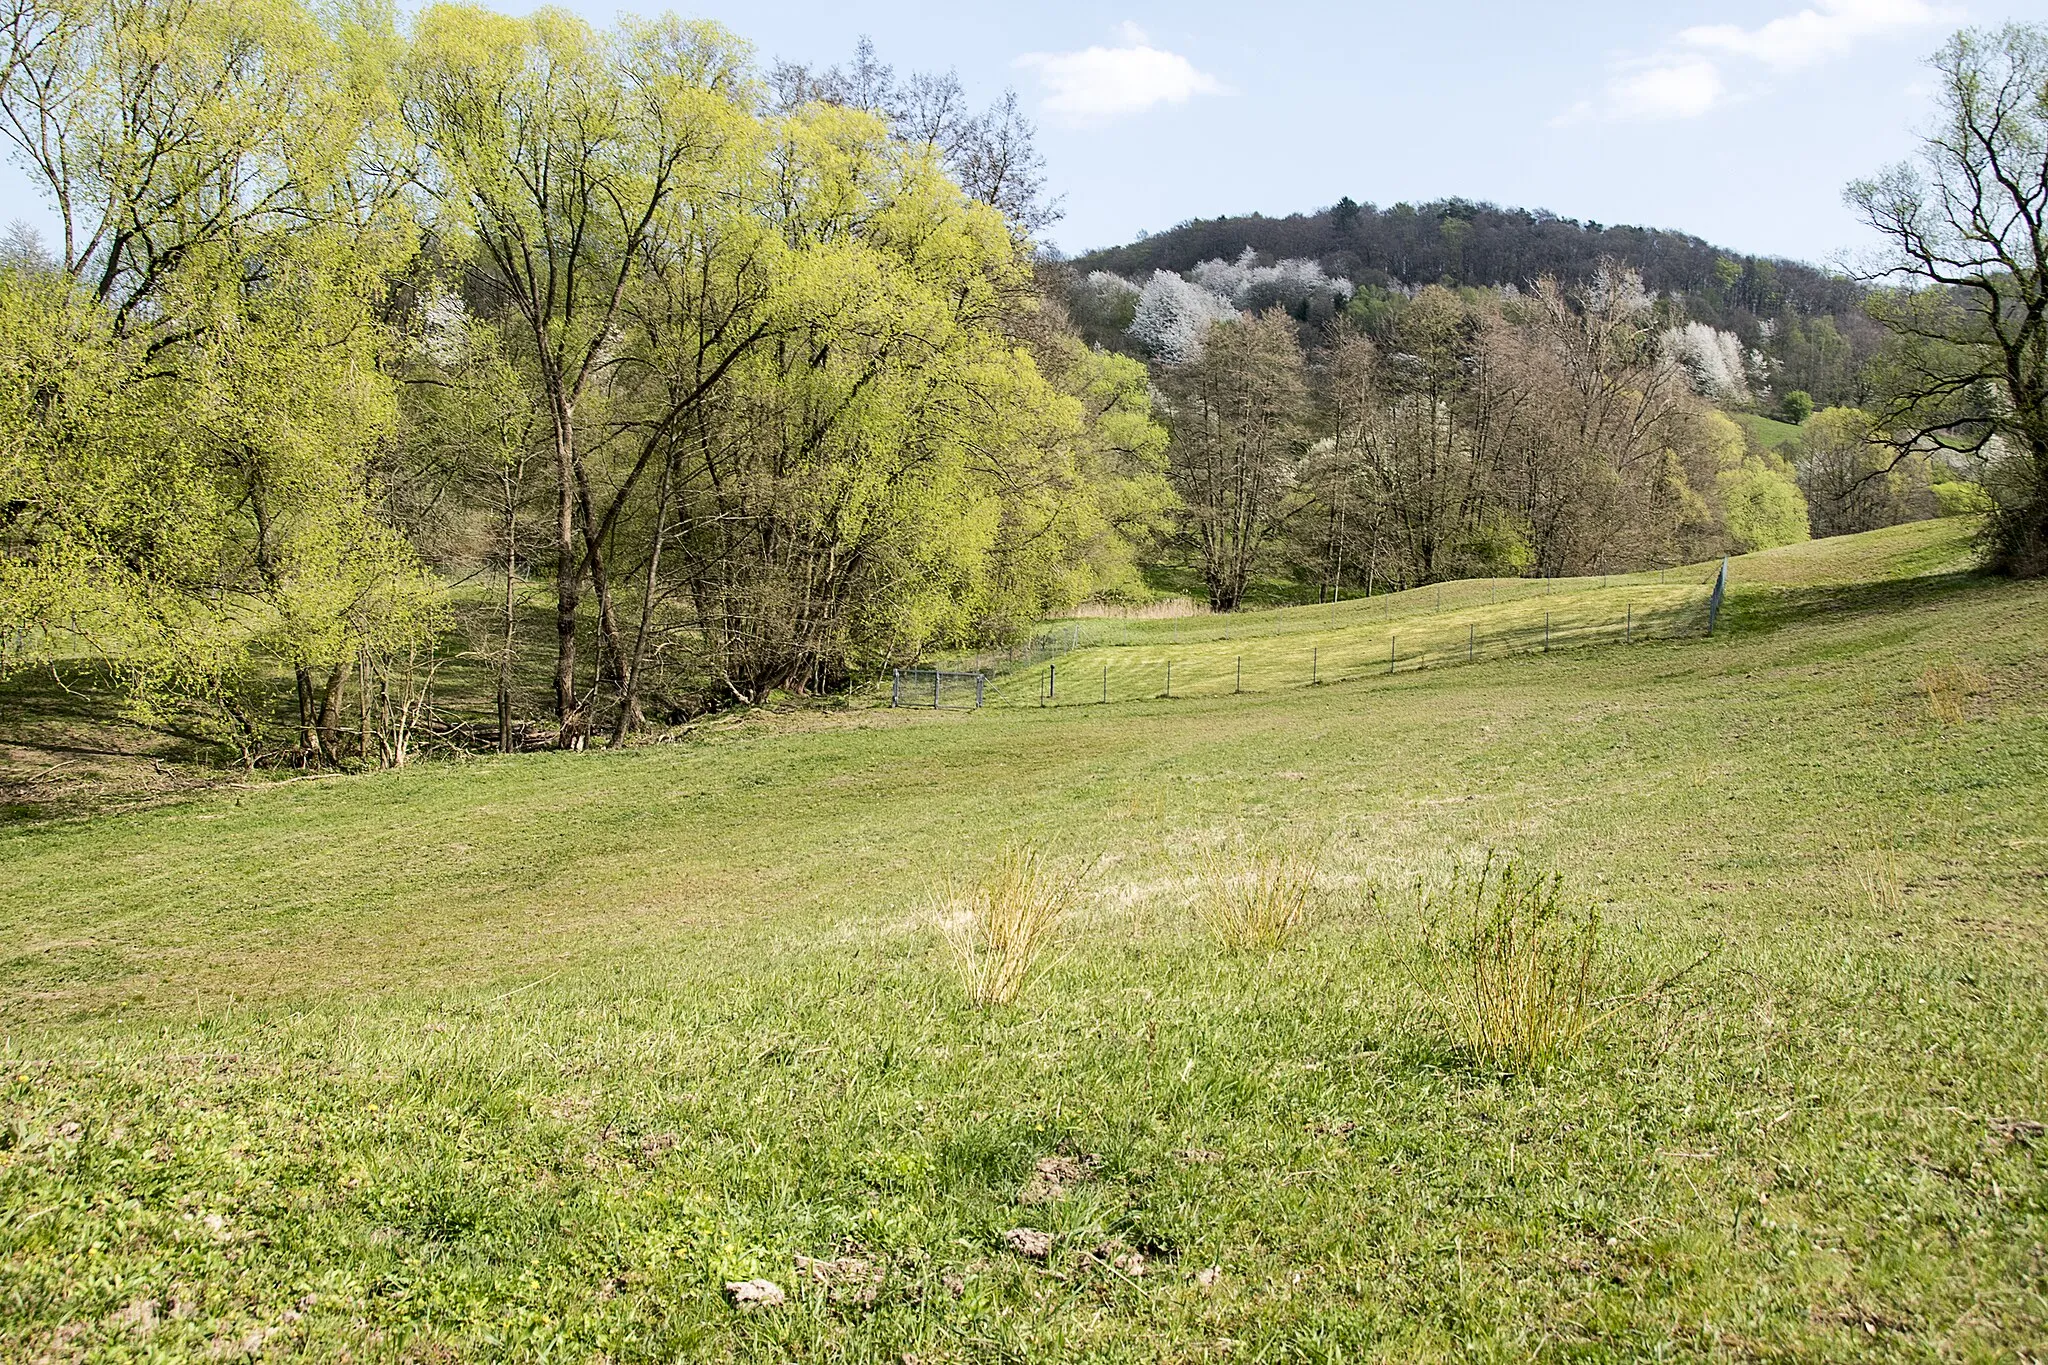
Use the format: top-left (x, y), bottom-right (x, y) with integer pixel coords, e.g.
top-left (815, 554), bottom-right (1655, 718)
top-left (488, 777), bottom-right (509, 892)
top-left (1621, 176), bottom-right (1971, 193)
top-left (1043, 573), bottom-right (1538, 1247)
top-left (1190, 840), bottom-right (1326, 952)
top-left (1423, 855), bottom-right (1602, 1073)
top-left (938, 848), bottom-right (1084, 1008)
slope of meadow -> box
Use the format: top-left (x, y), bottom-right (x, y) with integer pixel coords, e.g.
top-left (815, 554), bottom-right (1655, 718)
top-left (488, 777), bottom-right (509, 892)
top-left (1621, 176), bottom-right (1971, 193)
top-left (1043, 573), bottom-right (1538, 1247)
top-left (1, 520), bottom-right (2043, 1362)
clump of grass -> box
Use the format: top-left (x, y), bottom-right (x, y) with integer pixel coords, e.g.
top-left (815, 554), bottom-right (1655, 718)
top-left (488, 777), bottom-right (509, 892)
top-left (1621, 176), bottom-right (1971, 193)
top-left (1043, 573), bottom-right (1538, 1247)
top-left (1917, 663), bottom-right (1988, 726)
top-left (1189, 840), bottom-right (1327, 952)
top-left (938, 848), bottom-right (1084, 1007)
top-left (1423, 855), bottom-right (1603, 1073)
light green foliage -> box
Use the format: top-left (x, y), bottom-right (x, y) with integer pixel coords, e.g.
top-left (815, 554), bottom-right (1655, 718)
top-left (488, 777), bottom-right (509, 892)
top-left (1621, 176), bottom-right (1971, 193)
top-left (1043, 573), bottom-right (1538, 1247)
top-left (1043, 342), bottom-right (1177, 604)
top-left (1718, 456), bottom-right (1811, 552)
top-left (1779, 389), bottom-right (1814, 425)
top-left (0, 0), bottom-right (441, 752)
top-left (1449, 507), bottom-right (1536, 576)
top-left (0, 522), bottom-right (2042, 1357)
top-left (1794, 407), bottom-right (1936, 538)
top-left (1933, 480), bottom-right (1995, 517)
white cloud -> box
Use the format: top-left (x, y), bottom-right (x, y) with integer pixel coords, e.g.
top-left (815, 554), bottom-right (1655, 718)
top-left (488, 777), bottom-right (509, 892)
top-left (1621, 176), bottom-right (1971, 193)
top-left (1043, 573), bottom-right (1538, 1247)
top-left (1015, 28), bottom-right (1229, 127)
top-left (1681, 0), bottom-right (1947, 72)
top-left (1610, 60), bottom-right (1727, 120)
top-left (1562, 0), bottom-right (1950, 124)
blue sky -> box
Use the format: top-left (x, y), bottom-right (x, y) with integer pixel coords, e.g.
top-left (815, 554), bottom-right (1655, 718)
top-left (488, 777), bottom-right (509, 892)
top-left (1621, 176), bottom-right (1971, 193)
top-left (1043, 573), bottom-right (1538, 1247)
top-left (642, 0), bottom-right (2048, 266)
top-left (8, 1), bottom-right (2048, 268)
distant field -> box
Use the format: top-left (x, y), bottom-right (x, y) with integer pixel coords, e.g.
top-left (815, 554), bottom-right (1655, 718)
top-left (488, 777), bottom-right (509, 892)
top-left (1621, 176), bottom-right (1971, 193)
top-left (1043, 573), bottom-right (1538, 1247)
top-left (2, 519), bottom-right (2044, 1361)
top-left (964, 562), bottom-right (1721, 706)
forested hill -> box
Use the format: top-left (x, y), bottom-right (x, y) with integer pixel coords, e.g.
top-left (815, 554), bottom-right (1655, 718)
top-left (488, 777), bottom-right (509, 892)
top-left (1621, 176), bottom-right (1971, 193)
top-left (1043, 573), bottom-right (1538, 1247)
top-left (1070, 197), bottom-right (1874, 363)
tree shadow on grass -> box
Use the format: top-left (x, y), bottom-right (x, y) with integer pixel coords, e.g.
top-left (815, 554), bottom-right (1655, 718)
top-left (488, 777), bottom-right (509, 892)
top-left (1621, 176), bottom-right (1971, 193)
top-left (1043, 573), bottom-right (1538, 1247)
top-left (1720, 568), bottom-right (2004, 640)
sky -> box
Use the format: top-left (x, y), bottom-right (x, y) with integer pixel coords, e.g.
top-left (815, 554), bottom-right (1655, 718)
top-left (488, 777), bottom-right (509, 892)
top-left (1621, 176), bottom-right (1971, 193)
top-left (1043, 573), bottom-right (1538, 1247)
top-left (7, 0), bottom-right (2048, 269)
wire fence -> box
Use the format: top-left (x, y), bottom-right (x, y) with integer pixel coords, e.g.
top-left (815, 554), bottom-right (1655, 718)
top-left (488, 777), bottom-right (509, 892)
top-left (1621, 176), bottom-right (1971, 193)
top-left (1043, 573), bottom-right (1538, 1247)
top-left (890, 669), bottom-right (987, 709)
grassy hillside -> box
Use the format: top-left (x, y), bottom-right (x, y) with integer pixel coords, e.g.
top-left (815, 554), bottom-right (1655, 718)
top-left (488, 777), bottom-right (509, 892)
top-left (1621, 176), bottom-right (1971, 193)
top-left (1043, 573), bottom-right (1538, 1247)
top-left (1735, 412), bottom-right (1804, 453)
top-left (963, 562), bottom-right (1723, 705)
top-left (2, 520), bottom-right (2043, 1361)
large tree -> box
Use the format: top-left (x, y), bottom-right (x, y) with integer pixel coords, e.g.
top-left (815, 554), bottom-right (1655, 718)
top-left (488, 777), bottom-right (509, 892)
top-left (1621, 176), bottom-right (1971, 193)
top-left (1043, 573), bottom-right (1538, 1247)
top-left (1849, 23), bottom-right (2048, 576)
top-left (0, 0), bottom-right (440, 763)
top-left (400, 5), bottom-right (751, 738)
top-left (1160, 312), bottom-right (1310, 611)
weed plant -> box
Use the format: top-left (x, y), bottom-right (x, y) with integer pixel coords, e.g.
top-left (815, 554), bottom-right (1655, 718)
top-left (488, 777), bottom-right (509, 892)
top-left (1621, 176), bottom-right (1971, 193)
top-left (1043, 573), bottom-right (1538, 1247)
top-left (1424, 855), bottom-right (1603, 1072)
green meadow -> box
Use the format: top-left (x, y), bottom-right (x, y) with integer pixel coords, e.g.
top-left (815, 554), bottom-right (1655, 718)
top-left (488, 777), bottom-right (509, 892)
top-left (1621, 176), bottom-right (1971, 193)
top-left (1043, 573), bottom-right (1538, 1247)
top-left (2, 519), bottom-right (2045, 1362)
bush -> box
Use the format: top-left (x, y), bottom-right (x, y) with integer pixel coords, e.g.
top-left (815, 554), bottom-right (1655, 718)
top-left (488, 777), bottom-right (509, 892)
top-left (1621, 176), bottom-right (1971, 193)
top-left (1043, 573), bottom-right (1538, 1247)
top-left (1423, 856), bottom-right (1603, 1072)
top-left (938, 849), bottom-right (1084, 1008)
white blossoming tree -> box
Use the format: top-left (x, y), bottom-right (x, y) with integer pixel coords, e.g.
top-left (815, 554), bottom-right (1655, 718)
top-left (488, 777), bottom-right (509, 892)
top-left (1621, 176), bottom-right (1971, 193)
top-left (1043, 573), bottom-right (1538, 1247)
top-left (1127, 271), bottom-right (1239, 365)
top-left (1661, 322), bottom-right (1757, 405)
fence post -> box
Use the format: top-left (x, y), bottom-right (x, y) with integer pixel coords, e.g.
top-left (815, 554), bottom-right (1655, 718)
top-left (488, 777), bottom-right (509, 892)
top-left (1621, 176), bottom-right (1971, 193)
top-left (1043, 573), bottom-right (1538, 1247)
top-left (1468, 623), bottom-right (1475, 662)
top-left (891, 668), bottom-right (901, 708)
top-left (1048, 662), bottom-right (1055, 702)
top-left (1544, 612), bottom-right (1551, 652)
top-left (1101, 662), bottom-right (1107, 704)
top-left (1389, 635), bottom-right (1396, 674)
top-left (935, 669), bottom-right (941, 709)
top-left (1235, 657), bottom-right (1241, 693)
top-left (1626, 605), bottom-right (1632, 644)
top-left (1312, 646), bottom-right (1318, 684)
top-left (1165, 660), bottom-right (1172, 698)
top-left (975, 674), bottom-right (985, 708)
top-left (1706, 558), bottom-right (1729, 635)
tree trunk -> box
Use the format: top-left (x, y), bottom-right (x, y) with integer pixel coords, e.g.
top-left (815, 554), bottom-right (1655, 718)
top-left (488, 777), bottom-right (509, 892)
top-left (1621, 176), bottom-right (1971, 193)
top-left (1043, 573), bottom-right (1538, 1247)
top-left (611, 442), bottom-right (675, 744)
top-left (294, 666), bottom-right (317, 760)
top-left (552, 398), bottom-right (582, 744)
top-left (500, 477), bottom-right (519, 755)
top-left (316, 664), bottom-right (347, 762)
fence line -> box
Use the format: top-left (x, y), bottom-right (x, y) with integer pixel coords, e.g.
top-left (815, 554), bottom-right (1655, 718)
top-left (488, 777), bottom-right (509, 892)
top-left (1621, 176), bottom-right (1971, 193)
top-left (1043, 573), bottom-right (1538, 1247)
top-left (876, 565), bottom-right (1728, 713)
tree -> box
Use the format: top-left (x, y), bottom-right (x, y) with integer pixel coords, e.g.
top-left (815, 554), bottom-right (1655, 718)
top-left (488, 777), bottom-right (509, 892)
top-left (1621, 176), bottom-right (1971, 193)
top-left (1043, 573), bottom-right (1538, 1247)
top-left (1794, 407), bottom-right (1936, 538)
top-left (1512, 266), bottom-right (1708, 573)
top-left (0, 0), bottom-right (441, 764)
top-left (1128, 271), bottom-right (1238, 365)
top-left (400, 4), bottom-right (751, 738)
top-left (1849, 23), bottom-right (2048, 575)
top-left (768, 37), bottom-right (1060, 237)
top-left (1160, 312), bottom-right (1310, 610)
top-left (1780, 389), bottom-right (1814, 424)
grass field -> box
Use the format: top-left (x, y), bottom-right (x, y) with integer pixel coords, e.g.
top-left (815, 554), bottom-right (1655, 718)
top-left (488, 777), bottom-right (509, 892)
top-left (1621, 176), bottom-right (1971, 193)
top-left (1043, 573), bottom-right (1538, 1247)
top-left (2, 520), bottom-right (2045, 1361)
top-left (1735, 413), bottom-right (1805, 453)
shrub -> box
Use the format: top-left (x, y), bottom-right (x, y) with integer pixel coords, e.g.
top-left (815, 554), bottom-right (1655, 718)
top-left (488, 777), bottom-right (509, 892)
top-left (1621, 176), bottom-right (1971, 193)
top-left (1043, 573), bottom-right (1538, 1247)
top-left (938, 848), bottom-right (1084, 1008)
top-left (1191, 840), bottom-right (1327, 952)
top-left (1423, 856), bottom-right (1603, 1072)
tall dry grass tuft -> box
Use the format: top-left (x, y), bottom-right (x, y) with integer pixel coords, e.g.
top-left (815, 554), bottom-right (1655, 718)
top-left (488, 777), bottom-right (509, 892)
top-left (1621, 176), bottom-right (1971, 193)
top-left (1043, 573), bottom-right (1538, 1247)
top-left (1191, 841), bottom-right (1327, 952)
top-left (1917, 663), bottom-right (1987, 727)
top-left (1855, 833), bottom-right (1906, 916)
top-left (938, 849), bottom-right (1085, 1008)
top-left (1424, 855), bottom-right (1602, 1073)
